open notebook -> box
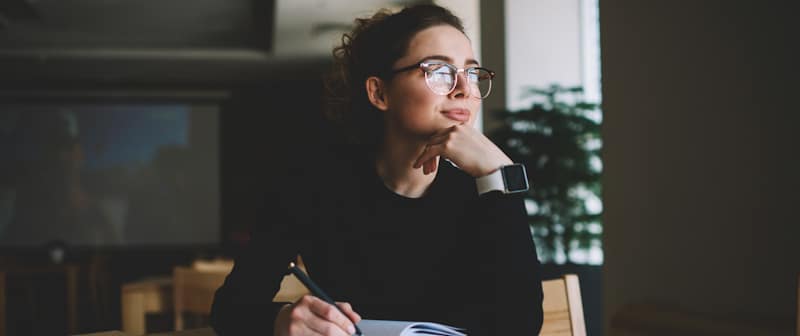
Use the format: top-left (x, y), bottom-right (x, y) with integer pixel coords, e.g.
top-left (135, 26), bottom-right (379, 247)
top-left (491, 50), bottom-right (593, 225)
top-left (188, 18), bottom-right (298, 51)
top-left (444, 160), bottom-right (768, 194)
top-left (358, 320), bottom-right (466, 336)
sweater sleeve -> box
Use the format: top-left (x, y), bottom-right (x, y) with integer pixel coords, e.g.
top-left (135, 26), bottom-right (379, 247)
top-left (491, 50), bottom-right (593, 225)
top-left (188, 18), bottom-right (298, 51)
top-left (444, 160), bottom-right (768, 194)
top-left (210, 188), bottom-right (313, 336)
top-left (472, 191), bottom-right (544, 335)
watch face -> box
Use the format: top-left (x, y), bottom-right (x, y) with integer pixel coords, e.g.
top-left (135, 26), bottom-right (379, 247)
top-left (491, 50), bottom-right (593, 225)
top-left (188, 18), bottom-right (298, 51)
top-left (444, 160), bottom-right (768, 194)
top-left (502, 164), bottom-right (529, 193)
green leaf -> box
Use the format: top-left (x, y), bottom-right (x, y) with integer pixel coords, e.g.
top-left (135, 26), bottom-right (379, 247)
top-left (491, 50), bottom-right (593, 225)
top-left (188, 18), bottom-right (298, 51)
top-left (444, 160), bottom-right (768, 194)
top-left (490, 83), bottom-right (604, 264)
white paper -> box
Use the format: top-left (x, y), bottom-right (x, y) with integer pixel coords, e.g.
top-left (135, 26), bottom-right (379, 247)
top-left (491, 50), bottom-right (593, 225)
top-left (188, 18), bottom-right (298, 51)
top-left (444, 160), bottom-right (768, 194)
top-left (357, 319), bottom-right (466, 336)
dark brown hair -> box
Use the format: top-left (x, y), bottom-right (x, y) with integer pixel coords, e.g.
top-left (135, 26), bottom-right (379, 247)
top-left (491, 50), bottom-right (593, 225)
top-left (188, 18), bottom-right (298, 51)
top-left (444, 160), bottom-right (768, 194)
top-left (323, 4), bottom-right (465, 152)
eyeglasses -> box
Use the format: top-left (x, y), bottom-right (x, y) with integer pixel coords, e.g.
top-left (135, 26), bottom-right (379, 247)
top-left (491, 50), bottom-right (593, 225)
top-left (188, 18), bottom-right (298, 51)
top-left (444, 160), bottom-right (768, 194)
top-left (390, 60), bottom-right (495, 99)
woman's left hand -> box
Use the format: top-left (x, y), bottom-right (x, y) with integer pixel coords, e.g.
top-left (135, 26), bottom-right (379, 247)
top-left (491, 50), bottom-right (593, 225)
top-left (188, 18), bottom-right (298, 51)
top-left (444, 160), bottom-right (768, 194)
top-left (413, 124), bottom-right (513, 178)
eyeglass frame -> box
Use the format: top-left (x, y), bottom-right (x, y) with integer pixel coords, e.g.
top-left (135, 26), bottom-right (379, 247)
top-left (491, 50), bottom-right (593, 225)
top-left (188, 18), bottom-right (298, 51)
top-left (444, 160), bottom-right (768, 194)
top-left (387, 59), bottom-right (496, 99)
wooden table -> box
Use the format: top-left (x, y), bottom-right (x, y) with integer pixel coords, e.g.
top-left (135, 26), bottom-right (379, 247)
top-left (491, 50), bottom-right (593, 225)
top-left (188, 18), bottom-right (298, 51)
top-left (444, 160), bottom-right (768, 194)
top-left (78, 328), bottom-right (215, 336)
top-left (148, 327), bottom-right (216, 336)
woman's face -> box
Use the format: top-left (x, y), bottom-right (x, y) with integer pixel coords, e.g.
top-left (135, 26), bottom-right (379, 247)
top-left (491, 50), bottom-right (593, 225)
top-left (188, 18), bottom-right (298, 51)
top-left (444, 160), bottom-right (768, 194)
top-left (382, 24), bottom-right (482, 140)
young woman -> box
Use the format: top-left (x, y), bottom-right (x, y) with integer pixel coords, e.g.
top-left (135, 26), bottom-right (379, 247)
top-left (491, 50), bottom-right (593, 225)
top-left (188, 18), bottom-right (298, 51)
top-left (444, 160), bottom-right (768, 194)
top-left (210, 4), bottom-right (543, 335)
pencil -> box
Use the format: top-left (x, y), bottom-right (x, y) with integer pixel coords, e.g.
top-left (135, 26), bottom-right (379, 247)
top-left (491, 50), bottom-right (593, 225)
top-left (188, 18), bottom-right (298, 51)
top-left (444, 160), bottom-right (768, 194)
top-left (289, 262), bottom-right (364, 336)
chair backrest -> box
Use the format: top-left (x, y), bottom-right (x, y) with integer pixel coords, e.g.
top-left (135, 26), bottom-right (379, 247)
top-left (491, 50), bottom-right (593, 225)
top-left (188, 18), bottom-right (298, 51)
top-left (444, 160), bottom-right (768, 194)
top-left (191, 258), bottom-right (234, 273)
top-left (73, 331), bottom-right (127, 336)
top-left (271, 255), bottom-right (310, 303)
top-left (172, 256), bottom-right (311, 331)
top-left (541, 274), bottom-right (586, 336)
top-left (172, 262), bottom-right (233, 331)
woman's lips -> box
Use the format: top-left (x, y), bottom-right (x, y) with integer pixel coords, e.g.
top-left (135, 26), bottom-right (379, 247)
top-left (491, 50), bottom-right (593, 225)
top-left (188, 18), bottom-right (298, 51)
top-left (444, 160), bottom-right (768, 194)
top-left (442, 109), bottom-right (470, 122)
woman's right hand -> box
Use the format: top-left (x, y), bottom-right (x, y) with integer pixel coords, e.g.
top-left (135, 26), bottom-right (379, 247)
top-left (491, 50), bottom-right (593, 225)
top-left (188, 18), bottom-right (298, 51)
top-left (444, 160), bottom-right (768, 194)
top-left (274, 295), bottom-right (362, 336)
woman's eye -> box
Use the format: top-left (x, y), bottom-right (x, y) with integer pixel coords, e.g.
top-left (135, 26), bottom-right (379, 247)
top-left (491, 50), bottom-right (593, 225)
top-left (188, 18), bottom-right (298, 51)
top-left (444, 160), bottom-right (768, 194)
top-left (433, 67), bottom-right (452, 75)
top-left (466, 70), bottom-right (480, 81)
top-left (424, 63), bottom-right (446, 72)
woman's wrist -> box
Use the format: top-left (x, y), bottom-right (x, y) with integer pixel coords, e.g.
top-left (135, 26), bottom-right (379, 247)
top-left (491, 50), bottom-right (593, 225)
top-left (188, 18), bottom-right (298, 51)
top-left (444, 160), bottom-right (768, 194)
top-left (476, 156), bottom-right (514, 178)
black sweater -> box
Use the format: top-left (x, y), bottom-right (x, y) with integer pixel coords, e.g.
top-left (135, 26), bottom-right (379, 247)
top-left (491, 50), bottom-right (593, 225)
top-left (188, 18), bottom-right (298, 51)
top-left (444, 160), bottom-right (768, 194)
top-left (210, 148), bottom-right (543, 335)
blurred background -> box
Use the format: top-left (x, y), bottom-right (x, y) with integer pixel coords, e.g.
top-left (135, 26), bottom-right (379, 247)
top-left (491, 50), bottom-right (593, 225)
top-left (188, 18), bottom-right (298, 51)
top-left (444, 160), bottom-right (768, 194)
top-left (0, 0), bottom-right (797, 335)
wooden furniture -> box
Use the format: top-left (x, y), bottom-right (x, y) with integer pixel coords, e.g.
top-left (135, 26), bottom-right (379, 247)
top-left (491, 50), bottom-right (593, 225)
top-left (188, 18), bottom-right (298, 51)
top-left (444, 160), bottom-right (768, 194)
top-left (118, 255), bottom-right (314, 334)
top-left (121, 276), bottom-right (173, 335)
top-left (172, 264), bottom-right (232, 331)
top-left (190, 259), bottom-right (234, 273)
top-left (173, 256), bottom-right (310, 330)
top-left (147, 327), bottom-right (216, 336)
top-left (121, 259), bottom-right (235, 335)
top-left (75, 328), bottom-right (219, 336)
top-left (272, 256), bottom-right (309, 303)
top-left (124, 271), bottom-right (579, 335)
top-left (79, 327), bottom-right (217, 336)
top-left (541, 274), bottom-right (586, 336)
top-left (75, 331), bottom-right (129, 336)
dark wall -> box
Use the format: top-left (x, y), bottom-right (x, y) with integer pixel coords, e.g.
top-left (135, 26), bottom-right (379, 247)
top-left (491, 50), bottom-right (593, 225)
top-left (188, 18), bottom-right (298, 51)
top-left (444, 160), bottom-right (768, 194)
top-left (0, 56), bottom-right (332, 333)
top-left (0, 0), bottom-right (338, 333)
top-left (219, 76), bottom-right (331, 252)
top-left (601, 0), bottom-right (799, 332)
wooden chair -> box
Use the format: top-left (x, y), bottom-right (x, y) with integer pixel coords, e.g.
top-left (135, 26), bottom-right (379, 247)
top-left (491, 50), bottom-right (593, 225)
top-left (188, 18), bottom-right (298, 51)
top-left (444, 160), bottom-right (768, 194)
top-left (541, 274), bottom-right (586, 336)
top-left (190, 258), bottom-right (234, 273)
top-left (73, 331), bottom-right (128, 336)
top-left (123, 261), bottom-right (232, 335)
top-left (272, 256), bottom-right (310, 303)
top-left (172, 256), bottom-right (309, 331)
top-left (172, 262), bottom-right (233, 331)
top-left (121, 276), bottom-right (173, 335)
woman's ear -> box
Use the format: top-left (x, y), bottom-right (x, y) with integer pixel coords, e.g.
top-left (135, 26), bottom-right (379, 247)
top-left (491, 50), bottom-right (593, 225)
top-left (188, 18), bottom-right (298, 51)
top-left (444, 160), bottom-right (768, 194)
top-left (365, 76), bottom-right (389, 111)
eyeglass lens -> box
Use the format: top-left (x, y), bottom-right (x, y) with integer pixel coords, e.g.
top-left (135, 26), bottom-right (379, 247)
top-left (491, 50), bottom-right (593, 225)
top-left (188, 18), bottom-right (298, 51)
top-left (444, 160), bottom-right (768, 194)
top-left (424, 63), bottom-right (492, 98)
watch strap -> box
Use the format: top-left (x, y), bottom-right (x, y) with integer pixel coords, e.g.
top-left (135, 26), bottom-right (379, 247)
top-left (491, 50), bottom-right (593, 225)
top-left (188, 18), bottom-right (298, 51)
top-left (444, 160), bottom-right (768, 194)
top-left (476, 168), bottom-right (505, 195)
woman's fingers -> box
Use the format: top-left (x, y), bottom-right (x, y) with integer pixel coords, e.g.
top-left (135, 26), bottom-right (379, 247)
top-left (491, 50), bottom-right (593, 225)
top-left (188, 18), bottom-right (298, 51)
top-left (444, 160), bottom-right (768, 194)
top-left (414, 123), bottom-right (513, 177)
top-left (303, 315), bottom-right (349, 336)
top-left (278, 297), bottom-right (362, 336)
top-left (425, 157), bottom-right (439, 174)
top-left (414, 143), bottom-right (445, 171)
top-left (413, 126), bottom-right (462, 170)
top-left (306, 296), bottom-right (356, 335)
top-left (336, 302), bottom-right (362, 324)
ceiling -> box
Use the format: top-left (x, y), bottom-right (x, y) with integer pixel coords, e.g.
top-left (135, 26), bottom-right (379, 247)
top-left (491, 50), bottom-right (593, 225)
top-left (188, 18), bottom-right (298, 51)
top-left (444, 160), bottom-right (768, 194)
top-left (0, 0), bottom-right (423, 85)
top-left (0, 0), bottom-right (414, 54)
top-left (272, 0), bottom-right (409, 56)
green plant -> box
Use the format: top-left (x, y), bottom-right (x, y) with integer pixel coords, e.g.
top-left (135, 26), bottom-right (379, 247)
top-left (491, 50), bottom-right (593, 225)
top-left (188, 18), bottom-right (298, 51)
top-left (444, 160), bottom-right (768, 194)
top-left (490, 84), bottom-right (602, 264)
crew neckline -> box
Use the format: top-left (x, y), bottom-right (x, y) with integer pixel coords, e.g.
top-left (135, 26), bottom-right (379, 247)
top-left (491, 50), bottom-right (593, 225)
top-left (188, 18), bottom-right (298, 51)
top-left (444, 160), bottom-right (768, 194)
top-left (371, 160), bottom-right (451, 203)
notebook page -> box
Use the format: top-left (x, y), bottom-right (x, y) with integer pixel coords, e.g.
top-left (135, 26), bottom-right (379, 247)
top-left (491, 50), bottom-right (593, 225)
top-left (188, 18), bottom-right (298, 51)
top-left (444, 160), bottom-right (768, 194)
top-left (357, 320), bottom-right (466, 336)
top-left (358, 320), bottom-right (414, 335)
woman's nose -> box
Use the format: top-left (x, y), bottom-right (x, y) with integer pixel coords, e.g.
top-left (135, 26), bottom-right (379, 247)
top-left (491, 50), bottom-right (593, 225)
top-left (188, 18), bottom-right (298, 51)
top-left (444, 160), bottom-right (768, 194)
top-left (449, 71), bottom-right (472, 99)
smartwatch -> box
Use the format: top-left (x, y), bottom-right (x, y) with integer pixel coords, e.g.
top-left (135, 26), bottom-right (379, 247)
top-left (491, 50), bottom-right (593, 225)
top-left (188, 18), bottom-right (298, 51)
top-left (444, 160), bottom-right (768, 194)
top-left (476, 163), bottom-right (530, 195)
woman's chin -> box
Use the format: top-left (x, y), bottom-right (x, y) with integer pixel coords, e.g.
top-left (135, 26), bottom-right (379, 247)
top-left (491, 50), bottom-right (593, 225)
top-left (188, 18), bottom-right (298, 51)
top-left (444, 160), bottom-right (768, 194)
top-left (442, 118), bottom-right (471, 128)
